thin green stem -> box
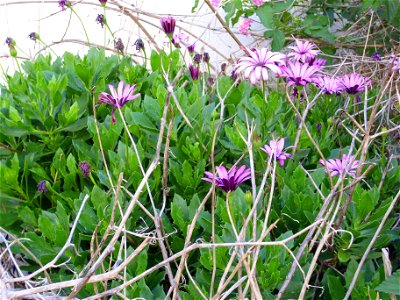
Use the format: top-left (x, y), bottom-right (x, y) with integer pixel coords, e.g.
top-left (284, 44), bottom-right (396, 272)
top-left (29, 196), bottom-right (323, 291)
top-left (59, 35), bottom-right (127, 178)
top-left (70, 7), bottom-right (91, 47)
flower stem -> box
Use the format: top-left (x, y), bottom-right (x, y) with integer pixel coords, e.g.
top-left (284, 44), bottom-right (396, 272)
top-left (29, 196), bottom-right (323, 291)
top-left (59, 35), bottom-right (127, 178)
top-left (70, 7), bottom-right (91, 47)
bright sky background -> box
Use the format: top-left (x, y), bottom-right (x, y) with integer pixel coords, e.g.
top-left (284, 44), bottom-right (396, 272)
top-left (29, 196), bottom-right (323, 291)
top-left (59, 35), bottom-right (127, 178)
top-left (0, 0), bottom-right (264, 77)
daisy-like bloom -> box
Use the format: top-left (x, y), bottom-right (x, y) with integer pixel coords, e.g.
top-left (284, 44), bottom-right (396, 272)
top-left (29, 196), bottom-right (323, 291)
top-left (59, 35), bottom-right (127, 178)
top-left (5, 37), bottom-right (14, 47)
top-left (193, 53), bottom-right (202, 64)
top-left (203, 52), bottom-right (210, 63)
top-left (320, 154), bottom-right (359, 177)
top-left (28, 32), bottom-right (39, 41)
top-left (99, 81), bottom-right (140, 125)
top-left (288, 39), bottom-right (321, 63)
top-left (235, 48), bottom-right (285, 84)
top-left (211, 0), bottom-right (221, 6)
top-left (189, 64), bottom-right (200, 80)
top-left (134, 38), bottom-right (144, 51)
top-left (171, 32), bottom-right (189, 48)
top-left (202, 165), bottom-right (251, 193)
top-left (280, 61), bottom-right (320, 86)
top-left (37, 180), bottom-right (48, 193)
top-left (96, 14), bottom-right (105, 28)
top-left (114, 38), bottom-right (124, 54)
top-left (338, 73), bottom-right (371, 94)
top-left (305, 57), bottom-right (326, 68)
top-left (187, 44), bottom-right (195, 54)
top-left (371, 52), bottom-right (381, 62)
top-left (238, 18), bottom-right (252, 36)
top-left (58, 0), bottom-right (68, 11)
top-left (79, 161), bottom-right (91, 177)
top-left (252, 0), bottom-right (264, 6)
top-left (160, 16), bottom-right (176, 37)
top-left (99, 0), bottom-right (107, 6)
top-left (391, 55), bottom-right (400, 75)
top-left (261, 138), bottom-right (291, 167)
top-left (312, 75), bottom-right (343, 95)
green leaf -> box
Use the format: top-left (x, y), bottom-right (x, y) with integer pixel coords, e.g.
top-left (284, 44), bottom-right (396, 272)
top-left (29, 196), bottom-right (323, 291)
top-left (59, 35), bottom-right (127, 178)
top-left (38, 211), bottom-right (58, 242)
top-left (327, 275), bottom-right (345, 299)
top-left (171, 194), bottom-right (189, 232)
top-left (271, 30), bottom-right (285, 51)
top-left (375, 270), bottom-right (400, 295)
top-left (18, 206), bottom-right (37, 226)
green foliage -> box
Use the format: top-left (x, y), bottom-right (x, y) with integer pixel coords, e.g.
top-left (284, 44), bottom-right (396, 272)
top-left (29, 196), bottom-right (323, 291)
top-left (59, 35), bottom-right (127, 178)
top-left (0, 45), bottom-right (398, 298)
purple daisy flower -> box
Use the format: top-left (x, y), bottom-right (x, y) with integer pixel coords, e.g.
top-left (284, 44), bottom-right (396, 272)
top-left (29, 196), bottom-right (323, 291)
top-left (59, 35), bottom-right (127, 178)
top-left (312, 75), bottom-right (343, 95)
top-left (171, 32), bottom-right (188, 48)
top-left (99, 81), bottom-right (140, 125)
top-left (99, 0), bottom-right (107, 6)
top-left (79, 161), bottom-right (91, 177)
top-left (28, 32), bottom-right (39, 41)
top-left (160, 16), bottom-right (176, 37)
top-left (193, 53), bottom-right (202, 64)
top-left (391, 55), bottom-right (400, 74)
top-left (59, 0), bottom-right (68, 11)
top-left (5, 37), bottom-right (14, 47)
top-left (96, 14), bottom-right (105, 28)
top-left (261, 138), bottom-right (291, 167)
top-left (187, 43), bottom-right (195, 54)
top-left (338, 73), bottom-right (371, 94)
top-left (37, 180), bottom-right (48, 193)
top-left (280, 61), bottom-right (320, 86)
top-left (202, 165), bottom-right (251, 193)
top-left (371, 52), bottom-right (381, 62)
top-left (235, 48), bottom-right (285, 84)
top-left (288, 39), bottom-right (320, 63)
top-left (189, 64), bottom-right (200, 80)
top-left (134, 38), bottom-right (144, 51)
top-left (305, 57), bottom-right (326, 68)
top-left (320, 154), bottom-right (359, 177)
top-left (114, 38), bottom-right (124, 53)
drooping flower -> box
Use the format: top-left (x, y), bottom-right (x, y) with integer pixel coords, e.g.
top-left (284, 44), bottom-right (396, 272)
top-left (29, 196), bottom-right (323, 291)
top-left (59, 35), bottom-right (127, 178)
top-left (114, 38), bottom-right (124, 53)
top-left (252, 0), bottom-right (264, 6)
top-left (58, 0), bottom-right (69, 11)
top-left (189, 64), bottom-right (200, 80)
top-left (371, 52), bottom-right (381, 62)
top-left (5, 37), bottom-right (14, 47)
top-left (202, 165), bottom-right (251, 193)
top-left (280, 61), bottom-right (320, 86)
top-left (312, 75), bottom-right (343, 95)
top-left (193, 53), bottom-right (202, 64)
top-left (134, 38), bottom-right (144, 51)
top-left (320, 154), bottom-right (359, 177)
top-left (79, 161), bottom-right (91, 177)
top-left (261, 138), bottom-right (291, 167)
top-left (235, 48), bottom-right (285, 84)
top-left (338, 73), bottom-right (371, 94)
top-left (98, 81), bottom-right (140, 124)
top-left (160, 16), bottom-right (176, 37)
top-left (5, 37), bottom-right (17, 57)
top-left (96, 14), bottom-right (105, 27)
top-left (203, 52), bottom-right (210, 63)
top-left (187, 44), bottom-right (195, 54)
top-left (171, 32), bottom-right (189, 48)
top-left (28, 32), bottom-right (39, 41)
top-left (288, 39), bottom-right (321, 63)
top-left (238, 18), bottom-right (252, 36)
top-left (37, 180), bottom-right (48, 193)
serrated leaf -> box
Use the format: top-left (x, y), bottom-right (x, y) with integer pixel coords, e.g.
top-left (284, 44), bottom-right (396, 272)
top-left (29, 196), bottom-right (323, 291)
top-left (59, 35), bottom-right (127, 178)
top-left (375, 270), bottom-right (400, 295)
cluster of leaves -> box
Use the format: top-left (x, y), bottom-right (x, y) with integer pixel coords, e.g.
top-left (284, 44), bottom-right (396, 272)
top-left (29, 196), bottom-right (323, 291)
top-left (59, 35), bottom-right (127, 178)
top-left (0, 47), bottom-right (399, 298)
top-left (201, 0), bottom-right (400, 53)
